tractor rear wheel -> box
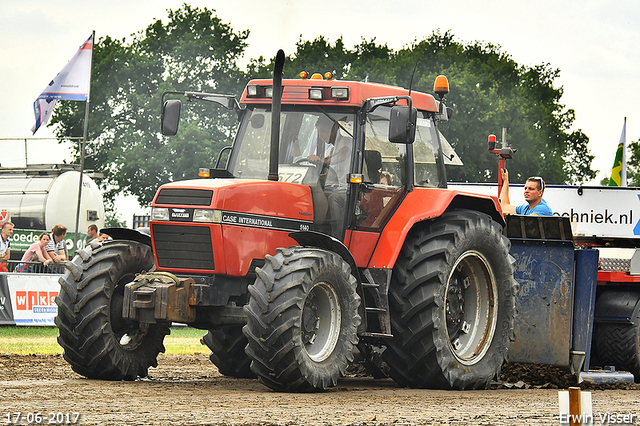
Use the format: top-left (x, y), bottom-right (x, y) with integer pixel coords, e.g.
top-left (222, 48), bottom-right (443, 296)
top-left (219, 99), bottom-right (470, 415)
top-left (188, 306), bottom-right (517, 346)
top-left (243, 247), bottom-right (361, 392)
top-left (55, 240), bottom-right (170, 380)
top-left (595, 322), bottom-right (640, 381)
top-left (202, 326), bottom-right (255, 378)
top-left (594, 292), bottom-right (640, 381)
top-left (383, 210), bottom-right (515, 389)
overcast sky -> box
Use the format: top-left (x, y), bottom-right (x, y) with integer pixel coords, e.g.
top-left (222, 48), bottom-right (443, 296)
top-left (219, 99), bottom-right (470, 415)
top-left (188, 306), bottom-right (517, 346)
top-left (1, 1), bottom-right (639, 220)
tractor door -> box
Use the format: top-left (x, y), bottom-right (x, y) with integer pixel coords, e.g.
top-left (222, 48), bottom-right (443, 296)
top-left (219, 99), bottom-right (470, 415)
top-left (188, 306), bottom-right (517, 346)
top-left (354, 106), bottom-right (408, 232)
top-left (348, 106), bottom-right (448, 266)
top-left (347, 106), bottom-right (407, 265)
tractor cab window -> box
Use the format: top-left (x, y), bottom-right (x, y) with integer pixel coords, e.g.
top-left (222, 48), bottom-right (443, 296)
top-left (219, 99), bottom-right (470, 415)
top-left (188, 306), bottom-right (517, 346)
top-left (413, 113), bottom-right (444, 188)
top-left (228, 106), bottom-right (355, 186)
top-left (362, 106), bottom-right (407, 187)
top-left (356, 106), bottom-right (407, 230)
top-left (228, 106), bottom-right (355, 239)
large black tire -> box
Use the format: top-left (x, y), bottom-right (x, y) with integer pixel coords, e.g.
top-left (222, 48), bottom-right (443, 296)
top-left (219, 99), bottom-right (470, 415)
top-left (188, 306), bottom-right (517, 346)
top-left (594, 294), bottom-right (640, 381)
top-left (243, 247), bottom-right (361, 392)
top-left (383, 210), bottom-right (516, 389)
top-left (55, 240), bottom-right (170, 380)
top-left (202, 326), bottom-right (256, 378)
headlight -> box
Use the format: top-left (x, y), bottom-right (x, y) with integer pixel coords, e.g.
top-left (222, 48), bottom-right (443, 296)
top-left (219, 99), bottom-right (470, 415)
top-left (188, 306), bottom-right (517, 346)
top-left (151, 207), bottom-right (169, 221)
top-left (193, 209), bottom-right (222, 223)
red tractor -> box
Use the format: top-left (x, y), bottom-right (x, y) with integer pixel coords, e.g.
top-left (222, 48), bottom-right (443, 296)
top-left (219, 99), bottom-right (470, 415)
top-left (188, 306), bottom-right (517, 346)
top-left (56, 51), bottom-right (515, 391)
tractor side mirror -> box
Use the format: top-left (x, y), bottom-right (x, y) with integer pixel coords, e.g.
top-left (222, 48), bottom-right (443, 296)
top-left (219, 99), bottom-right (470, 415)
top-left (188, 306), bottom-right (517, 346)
top-left (388, 105), bottom-right (417, 144)
top-left (161, 99), bottom-right (182, 136)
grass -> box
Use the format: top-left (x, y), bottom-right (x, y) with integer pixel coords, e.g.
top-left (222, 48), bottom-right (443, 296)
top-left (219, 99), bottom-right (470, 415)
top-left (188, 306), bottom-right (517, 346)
top-left (0, 326), bottom-right (209, 355)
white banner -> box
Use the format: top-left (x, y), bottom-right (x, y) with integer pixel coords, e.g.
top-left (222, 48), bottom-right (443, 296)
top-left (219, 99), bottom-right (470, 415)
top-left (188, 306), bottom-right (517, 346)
top-left (6, 274), bottom-right (60, 325)
top-left (449, 183), bottom-right (640, 239)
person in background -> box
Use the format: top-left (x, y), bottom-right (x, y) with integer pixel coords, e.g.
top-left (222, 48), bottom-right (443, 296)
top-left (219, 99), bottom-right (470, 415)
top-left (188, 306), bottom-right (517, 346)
top-left (500, 169), bottom-right (553, 216)
top-left (0, 222), bottom-right (13, 272)
top-left (16, 233), bottom-right (53, 273)
top-left (46, 224), bottom-right (69, 263)
top-left (99, 232), bottom-right (112, 242)
top-left (87, 224), bottom-right (100, 242)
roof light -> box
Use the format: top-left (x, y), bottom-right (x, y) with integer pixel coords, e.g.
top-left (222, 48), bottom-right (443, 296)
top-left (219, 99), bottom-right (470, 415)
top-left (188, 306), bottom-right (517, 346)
top-left (310, 73), bottom-right (324, 80)
top-left (299, 71), bottom-right (309, 79)
top-left (331, 87), bottom-right (349, 100)
top-left (309, 88), bottom-right (324, 100)
top-left (264, 86), bottom-right (273, 98)
top-left (324, 72), bottom-right (334, 80)
top-left (198, 168), bottom-right (210, 178)
top-left (433, 75), bottom-right (449, 97)
top-left (247, 84), bottom-right (260, 97)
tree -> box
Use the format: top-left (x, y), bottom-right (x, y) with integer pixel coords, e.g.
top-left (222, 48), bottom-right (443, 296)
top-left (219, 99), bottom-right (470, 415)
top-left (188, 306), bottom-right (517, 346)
top-left (628, 139), bottom-right (640, 186)
top-left (53, 22), bottom-right (596, 209)
top-left (353, 31), bottom-right (596, 184)
top-left (51, 4), bottom-right (249, 205)
top-left (251, 31), bottom-right (596, 185)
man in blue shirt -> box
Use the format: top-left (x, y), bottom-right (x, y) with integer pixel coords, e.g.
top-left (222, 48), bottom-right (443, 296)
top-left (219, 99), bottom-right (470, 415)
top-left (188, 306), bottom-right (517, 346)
top-left (500, 169), bottom-right (553, 216)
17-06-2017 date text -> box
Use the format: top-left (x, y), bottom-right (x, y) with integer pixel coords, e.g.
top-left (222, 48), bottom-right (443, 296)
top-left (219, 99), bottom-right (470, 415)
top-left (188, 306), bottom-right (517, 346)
top-left (5, 412), bottom-right (80, 424)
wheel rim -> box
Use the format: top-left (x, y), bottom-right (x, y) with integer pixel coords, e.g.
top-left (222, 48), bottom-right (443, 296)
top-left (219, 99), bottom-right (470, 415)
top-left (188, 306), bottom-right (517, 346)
top-left (301, 282), bottom-right (342, 362)
top-left (445, 250), bottom-right (497, 365)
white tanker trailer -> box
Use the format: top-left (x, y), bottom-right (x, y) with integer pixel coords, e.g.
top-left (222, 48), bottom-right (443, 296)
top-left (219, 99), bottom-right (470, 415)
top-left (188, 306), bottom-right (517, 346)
top-left (0, 164), bottom-right (105, 256)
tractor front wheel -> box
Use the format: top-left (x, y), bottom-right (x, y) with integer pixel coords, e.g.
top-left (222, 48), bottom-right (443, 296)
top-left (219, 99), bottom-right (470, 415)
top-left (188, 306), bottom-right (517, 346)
top-left (55, 240), bottom-right (170, 380)
top-left (243, 247), bottom-right (361, 392)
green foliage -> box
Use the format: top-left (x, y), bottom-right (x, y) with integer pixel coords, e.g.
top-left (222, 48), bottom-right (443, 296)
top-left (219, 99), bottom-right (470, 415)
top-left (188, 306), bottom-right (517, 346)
top-left (104, 209), bottom-right (127, 228)
top-left (252, 30), bottom-right (595, 184)
top-left (628, 139), bottom-right (640, 186)
top-left (51, 15), bottom-right (595, 204)
top-left (51, 4), bottom-right (249, 206)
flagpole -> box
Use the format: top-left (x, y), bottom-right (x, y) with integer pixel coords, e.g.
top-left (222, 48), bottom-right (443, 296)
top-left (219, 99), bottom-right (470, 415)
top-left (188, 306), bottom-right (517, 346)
top-left (73, 30), bottom-right (95, 255)
top-left (621, 117), bottom-right (627, 187)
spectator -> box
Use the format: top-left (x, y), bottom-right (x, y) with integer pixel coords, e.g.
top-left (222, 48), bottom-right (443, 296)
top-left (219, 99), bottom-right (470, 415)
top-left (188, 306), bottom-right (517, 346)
top-left (99, 232), bottom-right (112, 242)
top-left (46, 224), bottom-right (69, 263)
top-left (0, 222), bottom-right (13, 272)
top-left (87, 224), bottom-right (99, 242)
top-left (16, 233), bottom-right (53, 273)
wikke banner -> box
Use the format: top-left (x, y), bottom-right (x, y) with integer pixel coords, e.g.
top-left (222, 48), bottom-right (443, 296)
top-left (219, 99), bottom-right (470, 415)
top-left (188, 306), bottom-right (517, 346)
top-left (0, 274), bottom-right (61, 326)
top-left (31, 34), bottom-right (93, 134)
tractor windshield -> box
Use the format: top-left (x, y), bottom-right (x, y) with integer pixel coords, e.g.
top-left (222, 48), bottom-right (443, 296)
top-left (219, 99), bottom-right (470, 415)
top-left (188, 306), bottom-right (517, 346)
top-left (228, 106), bottom-right (356, 186)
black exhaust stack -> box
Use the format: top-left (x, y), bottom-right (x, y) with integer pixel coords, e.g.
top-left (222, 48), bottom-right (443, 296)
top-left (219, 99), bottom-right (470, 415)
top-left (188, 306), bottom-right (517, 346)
top-left (268, 49), bottom-right (285, 181)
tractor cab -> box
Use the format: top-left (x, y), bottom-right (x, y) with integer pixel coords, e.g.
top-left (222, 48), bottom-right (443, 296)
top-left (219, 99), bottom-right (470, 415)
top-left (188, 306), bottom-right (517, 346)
top-left (161, 72), bottom-right (458, 242)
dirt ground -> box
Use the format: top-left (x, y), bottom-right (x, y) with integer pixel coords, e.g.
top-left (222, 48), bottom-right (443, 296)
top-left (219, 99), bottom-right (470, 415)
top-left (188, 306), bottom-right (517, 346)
top-left (1, 354), bottom-right (640, 426)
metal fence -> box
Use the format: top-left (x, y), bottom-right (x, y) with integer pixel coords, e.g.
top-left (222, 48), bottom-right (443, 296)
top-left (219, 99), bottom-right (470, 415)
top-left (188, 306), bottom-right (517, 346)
top-left (0, 260), bottom-right (65, 274)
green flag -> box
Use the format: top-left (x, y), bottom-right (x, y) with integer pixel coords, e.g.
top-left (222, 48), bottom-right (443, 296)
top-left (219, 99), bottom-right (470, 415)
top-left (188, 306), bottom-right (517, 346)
top-left (608, 142), bottom-right (624, 186)
top-left (608, 118), bottom-right (627, 187)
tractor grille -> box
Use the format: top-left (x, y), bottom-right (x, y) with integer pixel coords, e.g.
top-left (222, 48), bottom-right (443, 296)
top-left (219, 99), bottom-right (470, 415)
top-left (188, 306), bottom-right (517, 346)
top-left (152, 224), bottom-right (214, 270)
top-left (155, 188), bottom-right (213, 206)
